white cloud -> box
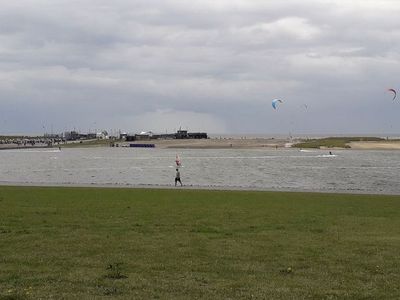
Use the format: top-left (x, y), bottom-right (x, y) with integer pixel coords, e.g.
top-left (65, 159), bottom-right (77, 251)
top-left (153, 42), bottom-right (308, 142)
top-left (248, 17), bottom-right (321, 41)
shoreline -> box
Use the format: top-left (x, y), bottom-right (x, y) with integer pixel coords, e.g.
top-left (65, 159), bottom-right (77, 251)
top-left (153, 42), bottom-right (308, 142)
top-left (146, 138), bottom-right (290, 149)
top-left (125, 138), bottom-right (400, 150)
top-left (1, 138), bottom-right (400, 150)
top-left (1, 181), bottom-right (399, 196)
top-left (348, 141), bottom-right (400, 150)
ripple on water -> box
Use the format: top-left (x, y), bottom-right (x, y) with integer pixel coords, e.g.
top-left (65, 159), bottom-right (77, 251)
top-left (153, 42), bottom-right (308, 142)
top-left (0, 148), bottom-right (399, 194)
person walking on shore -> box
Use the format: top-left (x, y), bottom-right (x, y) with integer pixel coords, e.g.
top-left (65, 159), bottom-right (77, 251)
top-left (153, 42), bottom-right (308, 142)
top-left (175, 168), bottom-right (182, 186)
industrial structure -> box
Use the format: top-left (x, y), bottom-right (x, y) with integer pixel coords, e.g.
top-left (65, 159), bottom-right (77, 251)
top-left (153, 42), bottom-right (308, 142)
top-left (126, 129), bottom-right (207, 141)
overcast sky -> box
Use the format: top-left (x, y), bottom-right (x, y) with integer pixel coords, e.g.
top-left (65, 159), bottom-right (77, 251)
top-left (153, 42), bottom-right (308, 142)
top-left (1, 0), bottom-right (400, 135)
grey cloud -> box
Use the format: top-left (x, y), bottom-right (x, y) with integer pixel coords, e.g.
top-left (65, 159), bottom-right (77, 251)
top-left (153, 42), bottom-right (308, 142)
top-left (0, 1), bottom-right (400, 134)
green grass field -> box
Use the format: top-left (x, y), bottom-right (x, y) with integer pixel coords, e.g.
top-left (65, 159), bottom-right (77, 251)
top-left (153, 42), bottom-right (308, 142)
top-left (1, 186), bottom-right (399, 299)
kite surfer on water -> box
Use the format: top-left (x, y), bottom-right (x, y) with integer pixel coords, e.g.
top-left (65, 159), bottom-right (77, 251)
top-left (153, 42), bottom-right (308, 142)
top-left (175, 154), bottom-right (181, 167)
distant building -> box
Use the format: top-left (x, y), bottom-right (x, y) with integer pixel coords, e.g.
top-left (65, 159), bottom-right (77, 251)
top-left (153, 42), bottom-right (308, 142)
top-left (176, 130), bottom-right (188, 139)
top-left (135, 134), bottom-right (151, 141)
top-left (44, 133), bottom-right (62, 139)
top-left (175, 129), bottom-right (207, 139)
top-left (96, 131), bottom-right (109, 139)
top-left (125, 134), bottom-right (135, 141)
top-left (64, 131), bottom-right (80, 141)
top-left (125, 129), bottom-right (207, 141)
top-left (119, 132), bottom-right (127, 140)
top-left (188, 132), bottom-right (208, 139)
top-left (87, 133), bottom-right (97, 139)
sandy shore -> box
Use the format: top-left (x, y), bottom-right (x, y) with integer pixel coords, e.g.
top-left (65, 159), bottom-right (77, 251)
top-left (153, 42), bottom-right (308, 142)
top-left (125, 138), bottom-right (400, 150)
top-left (2, 138), bottom-right (400, 150)
top-left (128, 138), bottom-right (292, 149)
top-left (1, 182), bottom-right (399, 195)
top-left (348, 141), bottom-right (400, 150)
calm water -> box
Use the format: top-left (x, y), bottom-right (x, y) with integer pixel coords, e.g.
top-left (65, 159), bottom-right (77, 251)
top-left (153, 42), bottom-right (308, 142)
top-left (0, 147), bottom-right (399, 194)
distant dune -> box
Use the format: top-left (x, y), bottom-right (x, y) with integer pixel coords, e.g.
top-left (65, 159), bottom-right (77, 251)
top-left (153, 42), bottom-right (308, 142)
top-left (146, 138), bottom-right (289, 149)
top-left (348, 141), bottom-right (400, 150)
top-left (151, 138), bottom-right (400, 150)
top-left (2, 137), bottom-right (400, 150)
top-left (128, 138), bottom-right (400, 150)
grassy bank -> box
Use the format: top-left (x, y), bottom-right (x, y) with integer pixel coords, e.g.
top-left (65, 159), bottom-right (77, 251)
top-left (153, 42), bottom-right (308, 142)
top-left (1, 186), bottom-right (399, 299)
top-left (294, 137), bottom-right (384, 149)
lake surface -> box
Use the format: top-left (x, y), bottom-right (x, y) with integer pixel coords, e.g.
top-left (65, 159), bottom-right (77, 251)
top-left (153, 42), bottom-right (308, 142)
top-left (0, 147), bottom-right (399, 194)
